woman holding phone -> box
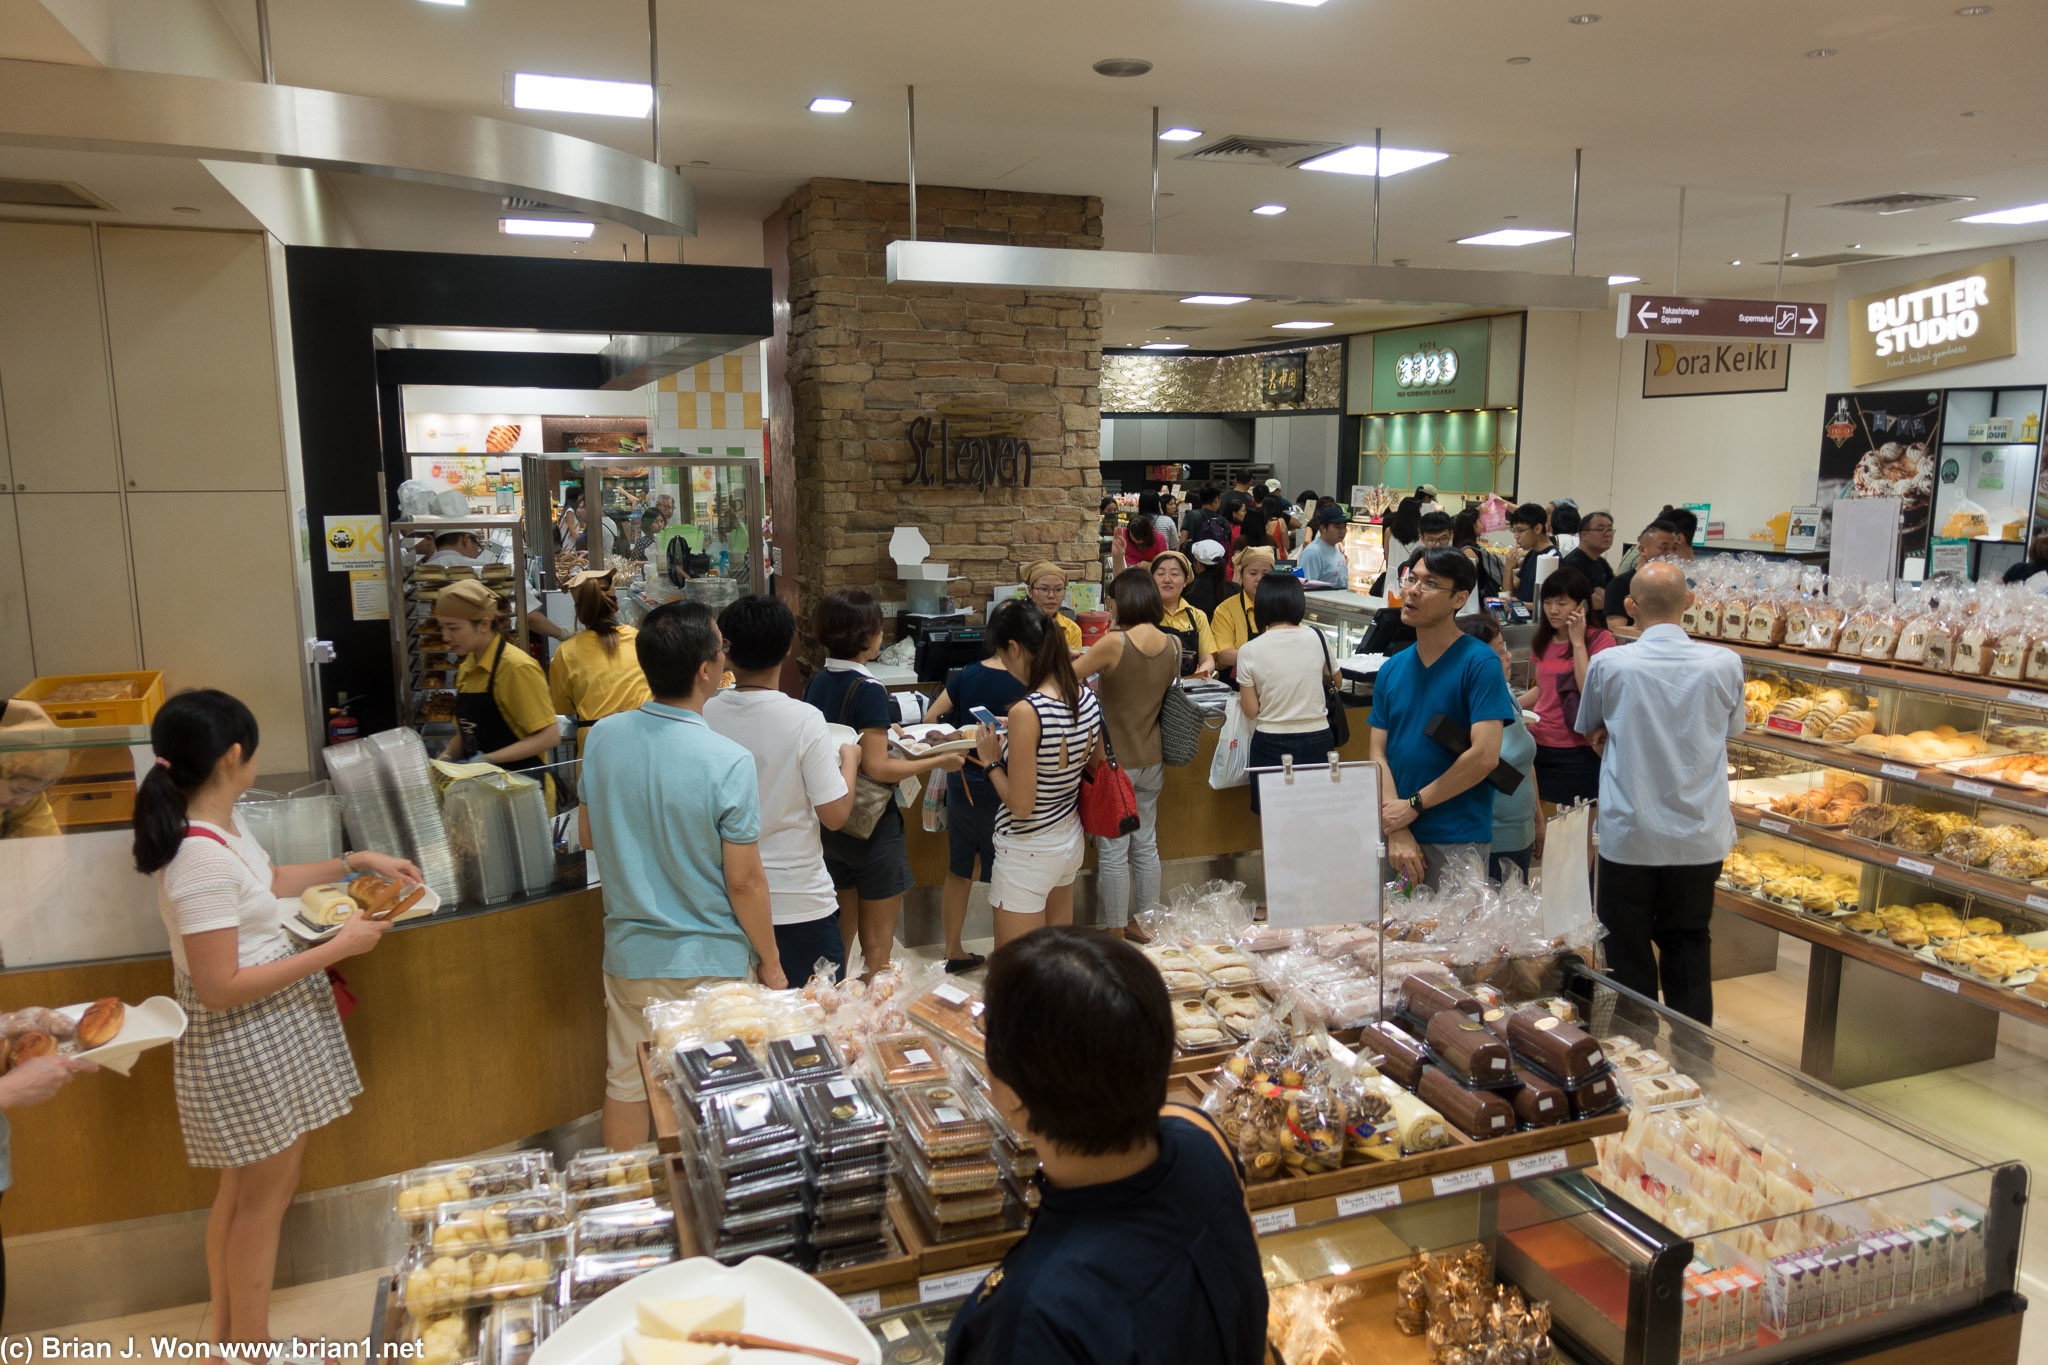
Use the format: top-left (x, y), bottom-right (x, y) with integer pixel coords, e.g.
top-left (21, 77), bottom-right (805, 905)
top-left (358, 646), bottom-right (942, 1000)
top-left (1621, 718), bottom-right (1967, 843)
top-left (1518, 566), bottom-right (1614, 809)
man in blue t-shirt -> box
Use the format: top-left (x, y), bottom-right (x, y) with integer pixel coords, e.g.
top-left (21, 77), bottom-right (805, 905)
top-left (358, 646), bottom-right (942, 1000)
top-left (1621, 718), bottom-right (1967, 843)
top-left (1368, 547), bottom-right (1518, 888)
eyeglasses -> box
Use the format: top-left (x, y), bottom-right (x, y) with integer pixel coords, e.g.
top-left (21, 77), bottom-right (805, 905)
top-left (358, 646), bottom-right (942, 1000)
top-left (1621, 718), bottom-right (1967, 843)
top-left (1406, 577), bottom-right (1457, 596)
top-left (1029, 583), bottom-right (1065, 596)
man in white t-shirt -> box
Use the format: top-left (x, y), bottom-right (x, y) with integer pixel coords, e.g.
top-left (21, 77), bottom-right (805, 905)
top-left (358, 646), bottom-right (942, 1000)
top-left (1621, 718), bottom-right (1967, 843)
top-left (703, 594), bottom-right (863, 986)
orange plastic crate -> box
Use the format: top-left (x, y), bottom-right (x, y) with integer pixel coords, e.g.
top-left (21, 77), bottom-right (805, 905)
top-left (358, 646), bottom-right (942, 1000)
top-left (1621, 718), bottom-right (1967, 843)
top-left (15, 670), bottom-right (165, 728)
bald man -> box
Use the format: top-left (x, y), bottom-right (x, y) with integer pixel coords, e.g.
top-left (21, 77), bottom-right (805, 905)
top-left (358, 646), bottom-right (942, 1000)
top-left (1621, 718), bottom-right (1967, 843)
top-left (1573, 561), bottom-right (1746, 1024)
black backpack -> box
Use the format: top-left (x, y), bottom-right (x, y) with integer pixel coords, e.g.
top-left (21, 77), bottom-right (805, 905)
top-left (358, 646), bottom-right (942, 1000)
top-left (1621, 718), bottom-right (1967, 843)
top-left (1197, 513), bottom-right (1232, 549)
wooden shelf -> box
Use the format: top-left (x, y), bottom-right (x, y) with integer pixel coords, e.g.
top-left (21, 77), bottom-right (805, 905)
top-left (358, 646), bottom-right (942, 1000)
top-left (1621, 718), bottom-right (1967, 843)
top-left (1715, 886), bottom-right (2048, 1030)
top-left (1731, 805), bottom-right (2048, 919)
top-left (1736, 728), bottom-right (2048, 818)
top-left (1612, 626), bottom-right (2048, 714)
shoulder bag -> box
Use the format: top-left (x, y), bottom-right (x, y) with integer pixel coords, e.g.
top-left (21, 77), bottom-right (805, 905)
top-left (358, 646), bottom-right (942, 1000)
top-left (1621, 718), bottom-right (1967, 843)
top-left (837, 679), bottom-right (898, 840)
top-left (1075, 697), bottom-right (1140, 838)
top-left (1315, 631), bottom-right (1352, 749)
top-left (1158, 637), bottom-right (1218, 768)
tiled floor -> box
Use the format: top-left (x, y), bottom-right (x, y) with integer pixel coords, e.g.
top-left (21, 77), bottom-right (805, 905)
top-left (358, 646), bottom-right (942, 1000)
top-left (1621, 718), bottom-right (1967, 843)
top-left (1712, 938), bottom-right (2048, 1363)
top-left (51, 935), bottom-right (2048, 1361)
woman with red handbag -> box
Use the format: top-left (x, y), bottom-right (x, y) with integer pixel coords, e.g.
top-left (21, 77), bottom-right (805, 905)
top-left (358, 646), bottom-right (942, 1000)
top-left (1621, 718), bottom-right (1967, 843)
top-left (132, 690), bottom-right (418, 1356)
top-left (972, 601), bottom-right (1107, 951)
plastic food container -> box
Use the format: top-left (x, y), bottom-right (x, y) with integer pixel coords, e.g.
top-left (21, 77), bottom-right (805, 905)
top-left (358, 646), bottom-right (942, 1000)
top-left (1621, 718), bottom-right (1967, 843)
top-left (672, 1036), bottom-right (766, 1102)
top-left (871, 1033), bottom-right (948, 1088)
top-left (426, 1190), bottom-right (570, 1255)
top-left (765, 1030), bottom-right (843, 1084)
top-left (700, 1153), bottom-right (810, 1213)
top-left (564, 1247), bottom-right (677, 1306)
top-left (563, 1146), bottom-right (659, 1196)
top-left (795, 1075), bottom-right (894, 1161)
top-left (895, 1083), bottom-right (995, 1159)
top-left (479, 1298), bottom-right (551, 1365)
top-left (705, 1083), bottom-right (806, 1170)
top-left (811, 1154), bottom-right (893, 1203)
top-left (395, 1153), bottom-right (552, 1224)
top-left (569, 1197), bottom-right (676, 1256)
top-left (907, 981), bottom-right (987, 1058)
top-left (400, 1235), bottom-right (561, 1315)
top-left (896, 1137), bottom-right (1002, 1195)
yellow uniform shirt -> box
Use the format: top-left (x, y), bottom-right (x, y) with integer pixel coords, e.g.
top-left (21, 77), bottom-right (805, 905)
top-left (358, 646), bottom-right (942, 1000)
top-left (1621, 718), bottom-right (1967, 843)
top-left (1057, 612), bottom-right (1083, 650)
top-left (1, 793), bottom-right (58, 839)
top-left (1210, 594), bottom-right (1261, 654)
top-left (548, 626), bottom-right (652, 754)
top-left (455, 637), bottom-right (558, 742)
top-left (1159, 602), bottom-right (1217, 655)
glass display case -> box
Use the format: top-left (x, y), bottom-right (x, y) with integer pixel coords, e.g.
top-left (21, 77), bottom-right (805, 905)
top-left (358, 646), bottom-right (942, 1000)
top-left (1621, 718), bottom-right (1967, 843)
top-left (864, 972), bottom-right (2026, 1363)
top-left (525, 453), bottom-right (765, 603)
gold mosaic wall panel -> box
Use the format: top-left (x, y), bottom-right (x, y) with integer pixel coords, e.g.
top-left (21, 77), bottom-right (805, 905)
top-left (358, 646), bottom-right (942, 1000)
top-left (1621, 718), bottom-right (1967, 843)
top-left (1101, 344), bottom-right (1343, 414)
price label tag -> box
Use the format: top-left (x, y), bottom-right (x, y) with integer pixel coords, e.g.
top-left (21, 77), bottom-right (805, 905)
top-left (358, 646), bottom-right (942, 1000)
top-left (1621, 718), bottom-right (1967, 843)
top-left (1336, 1187), bottom-right (1404, 1217)
top-left (878, 1317), bottom-right (909, 1342)
top-left (932, 983), bottom-right (970, 1004)
top-left (919, 1270), bottom-right (990, 1304)
top-left (1880, 763), bottom-right (1917, 781)
top-left (702, 1041), bottom-right (732, 1057)
top-left (1761, 818), bottom-right (1791, 835)
top-left (905, 1048), bottom-right (932, 1066)
top-left (1431, 1167), bottom-right (1497, 1199)
top-left (2008, 688), bottom-right (2048, 710)
top-left (1920, 971), bottom-right (1961, 994)
top-left (1766, 716), bottom-right (1806, 735)
top-left (1253, 1207), bottom-right (1298, 1235)
top-left (843, 1291), bottom-right (882, 1319)
top-left (1953, 780), bottom-right (1995, 799)
top-left (1827, 661), bottom-right (1864, 676)
top-left (1829, 1200), bottom-right (1873, 1235)
top-left (1643, 1150), bottom-right (1693, 1194)
top-left (786, 1033), bottom-right (814, 1051)
top-left (1897, 857), bottom-right (1936, 877)
top-left (1509, 1149), bottom-right (1571, 1181)
top-left (2027, 894), bottom-right (2048, 913)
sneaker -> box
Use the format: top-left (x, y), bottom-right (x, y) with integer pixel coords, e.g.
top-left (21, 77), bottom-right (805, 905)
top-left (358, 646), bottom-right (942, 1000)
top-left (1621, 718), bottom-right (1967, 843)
top-left (944, 953), bottom-right (987, 974)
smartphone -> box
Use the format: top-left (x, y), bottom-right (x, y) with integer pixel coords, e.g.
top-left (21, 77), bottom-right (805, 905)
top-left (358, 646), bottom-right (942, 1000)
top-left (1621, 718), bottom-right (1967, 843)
top-left (969, 705), bottom-right (1002, 729)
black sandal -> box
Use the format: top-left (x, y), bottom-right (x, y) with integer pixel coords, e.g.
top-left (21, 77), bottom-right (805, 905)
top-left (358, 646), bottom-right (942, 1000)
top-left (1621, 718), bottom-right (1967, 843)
top-left (945, 953), bottom-right (987, 974)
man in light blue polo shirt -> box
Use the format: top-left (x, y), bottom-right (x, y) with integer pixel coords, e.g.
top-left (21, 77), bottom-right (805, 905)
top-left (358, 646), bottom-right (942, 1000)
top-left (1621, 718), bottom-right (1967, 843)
top-left (580, 599), bottom-right (783, 1150)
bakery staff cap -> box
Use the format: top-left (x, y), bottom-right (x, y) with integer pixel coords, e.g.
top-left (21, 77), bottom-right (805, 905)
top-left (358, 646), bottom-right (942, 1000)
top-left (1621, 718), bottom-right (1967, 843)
top-left (434, 579), bottom-right (503, 621)
top-left (1233, 545), bottom-right (1277, 573)
top-left (564, 566), bottom-right (619, 589)
top-left (1190, 539), bottom-right (1228, 565)
top-left (1021, 559), bottom-right (1067, 586)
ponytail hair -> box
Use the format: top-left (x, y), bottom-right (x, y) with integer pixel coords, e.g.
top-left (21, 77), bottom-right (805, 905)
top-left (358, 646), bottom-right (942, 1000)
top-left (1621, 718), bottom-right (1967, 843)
top-left (572, 579), bottom-right (623, 657)
top-left (989, 599), bottom-right (1081, 712)
top-left (133, 689), bottom-right (258, 874)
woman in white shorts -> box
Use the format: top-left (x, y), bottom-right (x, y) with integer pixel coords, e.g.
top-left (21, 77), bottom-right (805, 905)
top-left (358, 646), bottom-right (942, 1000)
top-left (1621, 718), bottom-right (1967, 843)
top-left (973, 600), bottom-right (1105, 949)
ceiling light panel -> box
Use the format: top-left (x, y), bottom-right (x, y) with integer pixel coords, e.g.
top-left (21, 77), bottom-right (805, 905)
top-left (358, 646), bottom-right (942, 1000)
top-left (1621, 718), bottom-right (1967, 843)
top-left (500, 218), bottom-right (597, 238)
top-left (418, 0), bottom-right (465, 6)
top-left (1607, 274), bottom-right (1640, 285)
top-left (1297, 146), bottom-right (1449, 177)
top-left (1252, 204), bottom-right (1288, 216)
top-left (1272, 321), bottom-right (1333, 329)
top-left (1158, 127), bottom-right (1203, 142)
top-left (1257, 0), bottom-right (1332, 5)
top-left (808, 97), bottom-right (853, 114)
top-left (1457, 228), bottom-right (1571, 246)
top-left (512, 72), bottom-right (653, 118)
top-left (1140, 342), bottom-right (1190, 350)
top-left (1182, 294), bottom-right (1250, 305)
top-left (1958, 202), bottom-right (2048, 224)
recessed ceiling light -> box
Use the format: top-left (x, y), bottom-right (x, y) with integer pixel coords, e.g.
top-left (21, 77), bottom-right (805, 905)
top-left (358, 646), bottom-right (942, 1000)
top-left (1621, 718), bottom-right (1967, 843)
top-left (1569, 13), bottom-right (1600, 23)
top-left (500, 218), bottom-right (597, 238)
top-left (1958, 202), bottom-right (2048, 224)
top-left (808, 97), bottom-right (853, 114)
top-left (419, 0), bottom-right (465, 6)
top-left (512, 72), bottom-right (653, 118)
top-left (1272, 321), bottom-right (1333, 329)
top-left (1805, 48), bottom-right (1837, 58)
top-left (1456, 228), bottom-right (1571, 246)
top-left (1252, 204), bottom-right (1288, 216)
top-left (1257, 0), bottom-right (1332, 5)
top-left (1848, 242), bottom-right (1862, 248)
top-left (1297, 146), bottom-right (1449, 177)
top-left (1607, 274), bottom-right (1639, 285)
top-left (172, 205), bottom-right (201, 214)
top-left (1092, 57), bottom-right (1153, 77)
top-left (1788, 252), bottom-right (1801, 259)
top-left (1158, 127), bottom-right (1203, 142)
top-left (1956, 5), bottom-right (1992, 14)
top-left (1140, 342), bottom-right (1189, 350)
top-left (1730, 259), bottom-right (1743, 266)
top-left (1961, 110), bottom-right (1983, 117)
top-left (1506, 56), bottom-right (1533, 64)
top-left (1181, 294), bottom-right (1250, 305)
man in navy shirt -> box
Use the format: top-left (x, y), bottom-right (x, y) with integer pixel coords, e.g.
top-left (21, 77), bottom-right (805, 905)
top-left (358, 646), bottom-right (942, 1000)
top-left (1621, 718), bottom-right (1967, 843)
top-left (945, 928), bottom-right (1267, 1365)
top-left (1369, 547), bottom-right (1518, 888)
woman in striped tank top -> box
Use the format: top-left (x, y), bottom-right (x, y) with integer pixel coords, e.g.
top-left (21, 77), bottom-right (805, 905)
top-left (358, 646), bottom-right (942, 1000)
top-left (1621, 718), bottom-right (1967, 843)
top-left (973, 601), bottom-right (1106, 950)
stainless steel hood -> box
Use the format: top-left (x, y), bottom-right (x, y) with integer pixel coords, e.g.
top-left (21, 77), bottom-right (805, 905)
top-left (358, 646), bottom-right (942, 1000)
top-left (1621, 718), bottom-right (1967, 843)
top-left (887, 240), bottom-right (1610, 312)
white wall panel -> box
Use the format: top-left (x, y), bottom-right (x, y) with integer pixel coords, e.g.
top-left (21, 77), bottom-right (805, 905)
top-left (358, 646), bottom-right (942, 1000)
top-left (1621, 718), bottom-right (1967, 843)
top-left (0, 223), bottom-right (122, 493)
top-left (18, 492), bottom-right (139, 674)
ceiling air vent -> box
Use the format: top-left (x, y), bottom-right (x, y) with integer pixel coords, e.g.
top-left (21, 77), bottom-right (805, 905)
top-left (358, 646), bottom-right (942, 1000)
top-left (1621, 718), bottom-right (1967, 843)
top-left (501, 195), bottom-right (569, 213)
top-left (1149, 323), bottom-right (1209, 332)
top-left (1818, 193), bottom-right (1977, 215)
top-left (0, 178), bottom-right (113, 211)
top-left (1760, 251), bottom-right (1900, 268)
top-left (1176, 135), bottom-right (1343, 169)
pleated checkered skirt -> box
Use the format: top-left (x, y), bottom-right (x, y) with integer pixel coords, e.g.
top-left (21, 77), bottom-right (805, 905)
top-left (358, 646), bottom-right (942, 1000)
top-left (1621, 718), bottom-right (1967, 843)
top-left (171, 960), bottom-right (362, 1169)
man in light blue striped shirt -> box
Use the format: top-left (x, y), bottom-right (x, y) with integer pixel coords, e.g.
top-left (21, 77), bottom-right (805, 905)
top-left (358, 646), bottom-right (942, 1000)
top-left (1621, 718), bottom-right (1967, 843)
top-left (1576, 562), bottom-right (1746, 1024)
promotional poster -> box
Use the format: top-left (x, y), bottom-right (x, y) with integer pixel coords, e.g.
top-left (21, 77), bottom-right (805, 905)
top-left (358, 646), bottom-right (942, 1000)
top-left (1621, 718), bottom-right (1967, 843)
top-left (1816, 389), bottom-right (1945, 568)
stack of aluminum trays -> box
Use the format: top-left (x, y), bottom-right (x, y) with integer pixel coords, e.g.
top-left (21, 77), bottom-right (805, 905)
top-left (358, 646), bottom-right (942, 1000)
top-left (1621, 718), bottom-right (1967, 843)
top-left (368, 728), bottom-right (459, 902)
top-left (323, 738), bottom-right (405, 856)
top-left (238, 781), bottom-right (345, 867)
top-left (491, 771), bottom-right (555, 897)
top-left (444, 779), bottom-right (519, 905)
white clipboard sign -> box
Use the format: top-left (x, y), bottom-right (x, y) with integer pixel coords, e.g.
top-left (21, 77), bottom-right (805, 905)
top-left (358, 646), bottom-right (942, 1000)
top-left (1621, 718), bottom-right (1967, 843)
top-left (1253, 756), bottom-right (1384, 930)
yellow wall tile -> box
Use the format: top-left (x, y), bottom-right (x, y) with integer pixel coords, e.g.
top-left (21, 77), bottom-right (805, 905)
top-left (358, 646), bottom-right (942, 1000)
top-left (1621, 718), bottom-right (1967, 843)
top-left (741, 392), bottom-right (762, 430)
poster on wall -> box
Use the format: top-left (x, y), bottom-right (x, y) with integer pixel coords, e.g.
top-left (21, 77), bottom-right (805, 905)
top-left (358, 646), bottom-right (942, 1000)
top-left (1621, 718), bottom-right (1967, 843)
top-left (1814, 390), bottom-right (1945, 566)
top-left (404, 414), bottom-right (542, 454)
top-left (322, 515), bottom-right (386, 571)
top-left (1642, 341), bottom-right (1792, 398)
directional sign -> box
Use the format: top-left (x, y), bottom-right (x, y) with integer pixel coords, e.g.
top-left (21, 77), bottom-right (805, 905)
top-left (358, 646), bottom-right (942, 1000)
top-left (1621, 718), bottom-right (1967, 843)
top-left (1618, 293), bottom-right (1828, 344)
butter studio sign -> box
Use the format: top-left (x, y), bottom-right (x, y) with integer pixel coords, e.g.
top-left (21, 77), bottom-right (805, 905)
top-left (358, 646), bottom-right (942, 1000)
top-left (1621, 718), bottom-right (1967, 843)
top-left (904, 403), bottom-right (1034, 490)
top-left (1850, 257), bottom-right (2016, 387)
top-left (1642, 341), bottom-right (1792, 398)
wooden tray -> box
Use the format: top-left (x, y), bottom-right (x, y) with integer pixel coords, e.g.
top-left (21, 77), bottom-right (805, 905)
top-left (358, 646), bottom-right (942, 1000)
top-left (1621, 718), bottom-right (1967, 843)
top-left (639, 1041), bottom-right (682, 1154)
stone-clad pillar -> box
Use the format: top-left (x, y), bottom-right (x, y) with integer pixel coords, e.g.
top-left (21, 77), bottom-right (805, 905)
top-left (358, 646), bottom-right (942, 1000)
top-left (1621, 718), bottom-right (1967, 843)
top-left (767, 178), bottom-right (1104, 655)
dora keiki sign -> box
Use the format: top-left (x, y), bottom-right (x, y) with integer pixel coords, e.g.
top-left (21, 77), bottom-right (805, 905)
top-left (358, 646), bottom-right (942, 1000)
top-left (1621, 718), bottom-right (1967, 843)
top-left (1850, 257), bottom-right (2016, 387)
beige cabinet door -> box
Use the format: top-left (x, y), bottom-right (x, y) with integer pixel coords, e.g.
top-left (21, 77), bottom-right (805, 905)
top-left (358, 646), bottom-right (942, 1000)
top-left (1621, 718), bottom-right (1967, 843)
top-left (18, 492), bottom-right (139, 675)
top-left (0, 223), bottom-right (121, 493)
top-left (129, 491), bottom-right (308, 775)
top-left (0, 495), bottom-right (30, 697)
top-left (99, 228), bottom-right (285, 493)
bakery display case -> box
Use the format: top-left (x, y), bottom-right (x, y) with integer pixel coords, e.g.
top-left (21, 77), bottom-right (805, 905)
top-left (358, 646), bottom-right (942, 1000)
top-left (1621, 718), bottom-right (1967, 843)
top-left (385, 514), bottom-right (530, 742)
top-left (534, 453), bottom-right (765, 599)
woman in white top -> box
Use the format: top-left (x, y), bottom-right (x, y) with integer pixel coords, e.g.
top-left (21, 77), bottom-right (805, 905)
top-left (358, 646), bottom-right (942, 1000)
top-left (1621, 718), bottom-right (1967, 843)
top-left (133, 690), bottom-right (416, 1353)
top-left (1236, 573), bottom-right (1338, 816)
top-left (973, 601), bottom-right (1106, 950)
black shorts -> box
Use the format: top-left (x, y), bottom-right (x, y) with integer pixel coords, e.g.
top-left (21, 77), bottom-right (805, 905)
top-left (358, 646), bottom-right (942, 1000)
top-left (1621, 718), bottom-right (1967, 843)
top-left (820, 803), bottom-right (916, 901)
top-left (1534, 743), bottom-right (1602, 805)
top-left (946, 777), bottom-right (999, 882)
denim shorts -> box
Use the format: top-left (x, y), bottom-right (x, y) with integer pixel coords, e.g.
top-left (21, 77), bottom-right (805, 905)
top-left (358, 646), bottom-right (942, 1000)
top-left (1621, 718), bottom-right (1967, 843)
top-left (820, 803), bottom-right (916, 901)
top-left (773, 914), bottom-right (847, 990)
top-left (946, 777), bottom-right (999, 882)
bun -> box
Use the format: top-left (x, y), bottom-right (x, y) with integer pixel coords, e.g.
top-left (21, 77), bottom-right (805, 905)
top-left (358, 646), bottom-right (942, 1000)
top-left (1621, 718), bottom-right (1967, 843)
top-left (9, 1031), bottom-right (56, 1068)
top-left (77, 997), bottom-right (124, 1049)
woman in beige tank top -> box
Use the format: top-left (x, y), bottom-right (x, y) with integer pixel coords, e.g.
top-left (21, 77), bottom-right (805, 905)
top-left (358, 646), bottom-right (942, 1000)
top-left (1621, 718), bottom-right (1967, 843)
top-left (1073, 569), bottom-right (1183, 938)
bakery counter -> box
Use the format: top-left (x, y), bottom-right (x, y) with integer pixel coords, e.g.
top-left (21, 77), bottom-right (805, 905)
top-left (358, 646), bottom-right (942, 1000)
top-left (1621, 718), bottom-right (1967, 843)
top-left (0, 885), bottom-right (608, 1237)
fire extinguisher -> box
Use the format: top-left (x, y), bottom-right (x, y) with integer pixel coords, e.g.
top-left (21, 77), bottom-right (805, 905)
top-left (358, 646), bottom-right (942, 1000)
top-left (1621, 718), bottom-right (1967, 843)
top-left (327, 693), bottom-right (361, 746)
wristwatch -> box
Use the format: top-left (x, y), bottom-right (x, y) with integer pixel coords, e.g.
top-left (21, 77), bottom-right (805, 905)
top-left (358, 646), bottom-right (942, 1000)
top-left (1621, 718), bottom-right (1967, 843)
top-left (1408, 793), bottom-right (1426, 813)
top-left (988, 759), bottom-right (1008, 775)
